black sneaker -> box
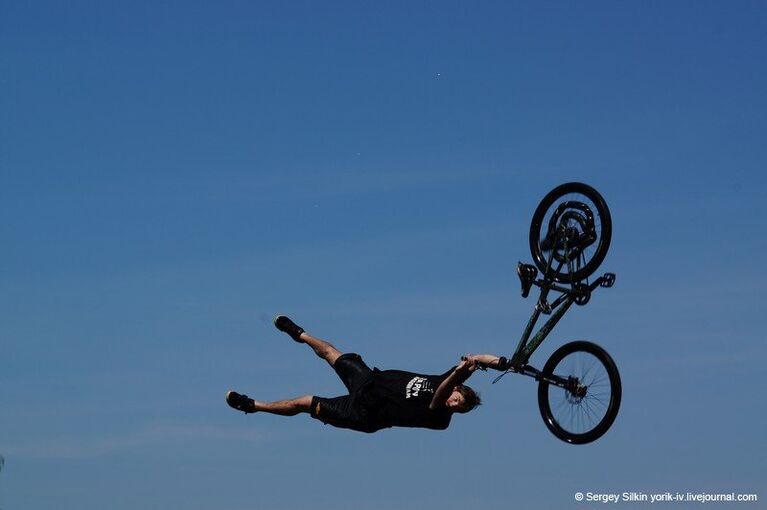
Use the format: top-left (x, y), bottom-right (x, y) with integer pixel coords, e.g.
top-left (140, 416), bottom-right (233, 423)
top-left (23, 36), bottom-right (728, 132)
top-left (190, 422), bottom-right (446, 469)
top-left (273, 315), bottom-right (305, 343)
top-left (226, 391), bottom-right (256, 414)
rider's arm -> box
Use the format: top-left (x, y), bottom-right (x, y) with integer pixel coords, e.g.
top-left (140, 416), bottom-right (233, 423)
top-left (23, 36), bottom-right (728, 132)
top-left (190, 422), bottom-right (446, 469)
top-left (471, 354), bottom-right (511, 371)
top-left (429, 358), bottom-right (476, 411)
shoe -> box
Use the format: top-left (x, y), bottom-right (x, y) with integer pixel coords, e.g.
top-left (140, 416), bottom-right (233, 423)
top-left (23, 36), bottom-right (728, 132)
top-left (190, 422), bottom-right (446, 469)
top-left (226, 391), bottom-right (256, 414)
top-left (273, 315), bottom-right (305, 342)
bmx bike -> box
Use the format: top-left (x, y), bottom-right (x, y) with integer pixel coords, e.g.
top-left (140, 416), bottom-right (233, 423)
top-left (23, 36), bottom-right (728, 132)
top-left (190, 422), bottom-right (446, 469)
top-left (482, 182), bottom-right (621, 444)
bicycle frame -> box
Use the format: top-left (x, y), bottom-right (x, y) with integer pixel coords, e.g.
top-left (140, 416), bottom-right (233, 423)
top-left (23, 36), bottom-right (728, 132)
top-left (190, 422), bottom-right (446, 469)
top-left (498, 250), bottom-right (615, 387)
top-left (510, 282), bottom-right (576, 369)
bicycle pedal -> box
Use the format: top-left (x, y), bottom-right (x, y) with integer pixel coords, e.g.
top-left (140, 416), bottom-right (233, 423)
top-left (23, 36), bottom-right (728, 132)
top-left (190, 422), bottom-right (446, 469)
top-left (600, 273), bottom-right (616, 288)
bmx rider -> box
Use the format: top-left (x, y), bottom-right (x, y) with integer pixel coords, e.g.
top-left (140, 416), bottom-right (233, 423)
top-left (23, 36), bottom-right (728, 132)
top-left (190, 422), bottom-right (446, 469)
top-left (226, 316), bottom-right (508, 433)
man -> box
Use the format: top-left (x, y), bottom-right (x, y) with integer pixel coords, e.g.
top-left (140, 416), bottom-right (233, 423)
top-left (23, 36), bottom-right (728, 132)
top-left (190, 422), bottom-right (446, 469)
top-left (226, 315), bottom-right (509, 433)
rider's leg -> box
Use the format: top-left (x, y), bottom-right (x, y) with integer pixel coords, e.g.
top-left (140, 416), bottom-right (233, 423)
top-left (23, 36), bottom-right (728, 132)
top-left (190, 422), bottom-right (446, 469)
top-left (299, 331), bottom-right (343, 367)
top-left (301, 332), bottom-right (371, 396)
top-left (252, 395), bottom-right (313, 416)
top-left (274, 316), bottom-right (344, 367)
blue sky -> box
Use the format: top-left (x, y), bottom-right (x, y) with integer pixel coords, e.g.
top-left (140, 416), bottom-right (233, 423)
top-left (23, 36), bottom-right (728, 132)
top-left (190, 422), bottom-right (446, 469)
top-left (2, 2), bottom-right (766, 509)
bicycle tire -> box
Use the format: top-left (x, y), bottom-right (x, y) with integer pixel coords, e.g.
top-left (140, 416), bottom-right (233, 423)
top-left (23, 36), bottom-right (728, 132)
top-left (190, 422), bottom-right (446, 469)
top-left (529, 182), bottom-right (612, 283)
top-left (537, 340), bottom-right (621, 444)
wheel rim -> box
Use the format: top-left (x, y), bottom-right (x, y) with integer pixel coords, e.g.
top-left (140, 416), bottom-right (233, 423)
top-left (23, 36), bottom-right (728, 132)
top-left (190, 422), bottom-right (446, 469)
top-left (543, 350), bottom-right (614, 439)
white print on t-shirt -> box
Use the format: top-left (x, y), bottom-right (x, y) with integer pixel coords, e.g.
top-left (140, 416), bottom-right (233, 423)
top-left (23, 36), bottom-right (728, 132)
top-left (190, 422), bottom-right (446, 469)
top-left (405, 377), bottom-right (435, 398)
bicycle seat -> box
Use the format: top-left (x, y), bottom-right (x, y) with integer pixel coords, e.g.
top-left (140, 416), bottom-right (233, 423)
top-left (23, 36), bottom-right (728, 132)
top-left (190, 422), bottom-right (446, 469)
top-left (517, 262), bottom-right (538, 298)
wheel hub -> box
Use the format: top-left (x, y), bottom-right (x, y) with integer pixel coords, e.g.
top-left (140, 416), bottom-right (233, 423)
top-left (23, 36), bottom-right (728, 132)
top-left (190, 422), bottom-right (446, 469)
top-left (547, 202), bottom-right (598, 266)
top-left (565, 376), bottom-right (588, 403)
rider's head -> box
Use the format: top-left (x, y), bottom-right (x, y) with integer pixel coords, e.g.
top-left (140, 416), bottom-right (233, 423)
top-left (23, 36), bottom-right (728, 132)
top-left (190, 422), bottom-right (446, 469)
top-left (447, 385), bottom-right (482, 413)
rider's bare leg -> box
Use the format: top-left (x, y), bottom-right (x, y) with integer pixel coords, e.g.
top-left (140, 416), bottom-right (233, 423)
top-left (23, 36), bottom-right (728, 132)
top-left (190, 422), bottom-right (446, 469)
top-left (299, 331), bottom-right (342, 367)
top-left (253, 395), bottom-right (313, 416)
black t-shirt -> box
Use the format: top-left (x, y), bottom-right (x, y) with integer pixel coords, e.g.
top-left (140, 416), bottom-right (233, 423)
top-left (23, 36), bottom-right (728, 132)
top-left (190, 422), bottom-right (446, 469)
top-left (362, 366), bottom-right (455, 431)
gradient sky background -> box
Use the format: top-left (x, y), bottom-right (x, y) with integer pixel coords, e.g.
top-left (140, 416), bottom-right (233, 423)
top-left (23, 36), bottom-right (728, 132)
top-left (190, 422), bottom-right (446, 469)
top-left (2, 2), bottom-right (766, 509)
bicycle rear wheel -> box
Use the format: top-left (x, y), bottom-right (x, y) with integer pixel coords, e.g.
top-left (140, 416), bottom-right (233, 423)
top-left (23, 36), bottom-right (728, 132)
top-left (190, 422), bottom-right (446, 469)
top-left (537, 341), bottom-right (621, 444)
top-left (529, 182), bottom-right (612, 283)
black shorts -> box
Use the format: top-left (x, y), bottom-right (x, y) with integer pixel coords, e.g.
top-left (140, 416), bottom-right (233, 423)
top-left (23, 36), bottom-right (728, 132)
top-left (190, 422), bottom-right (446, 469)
top-left (311, 353), bottom-right (377, 433)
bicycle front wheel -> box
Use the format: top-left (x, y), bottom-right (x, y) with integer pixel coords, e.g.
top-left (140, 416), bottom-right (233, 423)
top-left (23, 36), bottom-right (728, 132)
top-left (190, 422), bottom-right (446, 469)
top-left (537, 341), bottom-right (621, 444)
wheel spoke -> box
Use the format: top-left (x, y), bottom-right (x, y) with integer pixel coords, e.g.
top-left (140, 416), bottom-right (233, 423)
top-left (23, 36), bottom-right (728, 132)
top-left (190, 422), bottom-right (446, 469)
top-left (554, 393), bottom-right (568, 413)
top-left (588, 372), bottom-right (606, 387)
top-left (581, 357), bottom-right (599, 382)
top-left (585, 398), bottom-right (606, 412)
top-left (582, 398), bottom-right (602, 424)
top-left (586, 393), bottom-right (608, 407)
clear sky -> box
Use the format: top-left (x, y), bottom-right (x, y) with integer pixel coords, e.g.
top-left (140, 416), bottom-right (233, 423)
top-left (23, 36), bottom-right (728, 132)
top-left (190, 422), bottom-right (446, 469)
top-left (2, 2), bottom-right (766, 509)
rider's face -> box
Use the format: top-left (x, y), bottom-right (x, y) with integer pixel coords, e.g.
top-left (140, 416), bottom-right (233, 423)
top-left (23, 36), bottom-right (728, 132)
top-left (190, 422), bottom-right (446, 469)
top-left (446, 389), bottom-right (466, 411)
